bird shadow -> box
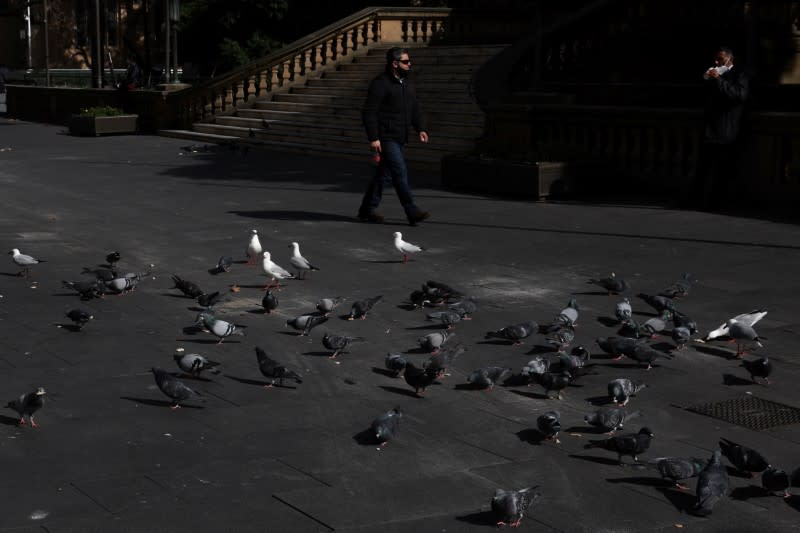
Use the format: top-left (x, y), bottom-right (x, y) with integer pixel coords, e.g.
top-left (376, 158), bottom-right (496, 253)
top-left (279, 331), bottom-right (304, 337)
top-left (58, 323), bottom-right (84, 332)
top-left (502, 374), bottom-right (530, 387)
top-left (516, 428), bottom-right (547, 446)
top-left (508, 389), bottom-right (549, 400)
top-left (174, 374), bottom-right (215, 383)
top-left (119, 396), bottom-right (205, 409)
top-left (569, 454), bottom-right (623, 466)
top-left (453, 383), bottom-right (482, 391)
top-left (0, 272), bottom-right (24, 277)
top-left (723, 373), bottom-right (754, 386)
top-left (597, 316), bottom-right (621, 327)
top-left (303, 351), bottom-right (334, 357)
top-left (585, 395), bottom-right (613, 406)
top-left (397, 304), bottom-right (419, 311)
top-left (237, 284), bottom-right (269, 290)
top-left (606, 476), bottom-right (669, 488)
top-left (651, 341), bottom-right (676, 352)
top-left (455, 510), bottom-right (497, 527)
top-left (161, 293), bottom-right (191, 299)
top-left (403, 347), bottom-right (431, 355)
top-left (694, 345), bottom-right (736, 359)
top-left (526, 345), bottom-right (557, 355)
top-left (246, 308), bottom-right (269, 315)
top-left (372, 367), bottom-right (400, 378)
top-left (731, 485), bottom-right (770, 501)
top-left (633, 310), bottom-right (659, 317)
top-left (352, 429), bottom-right (380, 446)
top-left (725, 466), bottom-right (755, 479)
top-left (224, 375), bottom-right (296, 389)
top-left (785, 495), bottom-right (800, 511)
top-left (179, 338), bottom-right (238, 345)
top-left (656, 486), bottom-right (696, 512)
top-left (181, 326), bottom-right (204, 335)
top-left (405, 324), bottom-right (446, 331)
top-left (564, 425), bottom-right (609, 435)
top-left (476, 339), bottom-right (516, 346)
top-left (0, 414), bottom-right (21, 426)
top-left (572, 290), bottom-right (612, 296)
top-left (378, 385), bottom-right (420, 398)
top-left (599, 362), bottom-right (656, 369)
top-left (362, 259), bottom-right (405, 264)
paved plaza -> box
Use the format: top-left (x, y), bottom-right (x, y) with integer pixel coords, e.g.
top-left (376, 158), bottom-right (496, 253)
top-left (0, 118), bottom-right (799, 532)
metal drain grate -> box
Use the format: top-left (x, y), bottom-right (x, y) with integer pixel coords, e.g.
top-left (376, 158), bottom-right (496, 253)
top-left (686, 396), bottom-right (800, 431)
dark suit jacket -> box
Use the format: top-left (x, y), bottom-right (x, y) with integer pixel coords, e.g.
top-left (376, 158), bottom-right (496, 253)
top-left (703, 67), bottom-right (749, 145)
top-left (362, 71), bottom-right (427, 144)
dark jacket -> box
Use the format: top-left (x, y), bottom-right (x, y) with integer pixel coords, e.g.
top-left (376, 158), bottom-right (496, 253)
top-left (362, 70), bottom-right (427, 144)
top-left (703, 67), bottom-right (749, 145)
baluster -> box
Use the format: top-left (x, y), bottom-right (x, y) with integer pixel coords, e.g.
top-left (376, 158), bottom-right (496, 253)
top-left (304, 48), bottom-right (314, 74)
top-left (326, 38), bottom-right (336, 63)
top-left (421, 19), bottom-right (430, 42)
top-left (258, 69), bottom-right (268, 93)
top-left (293, 53), bottom-right (303, 79)
top-left (212, 91), bottom-right (223, 115)
top-left (235, 80), bottom-right (245, 106)
top-left (359, 21), bottom-right (368, 46)
top-left (280, 60), bottom-right (291, 87)
top-left (247, 76), bottom-right (257, 102)
top-left (335, 34), bottom-right (344, 60)
top-left (270, 65), bottom-right (279, 91)
top-left (346, 29), bottom-right (356, 54)
top-left (223, 86), bottom-right (234, 111)
top-left (412, 19), bottom-right (419, 42)
top-left (401, 19), bottom-right (409, 42)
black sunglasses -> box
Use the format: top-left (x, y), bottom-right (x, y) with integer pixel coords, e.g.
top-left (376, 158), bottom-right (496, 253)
top-left (397, 59), bottom-right (411, 65)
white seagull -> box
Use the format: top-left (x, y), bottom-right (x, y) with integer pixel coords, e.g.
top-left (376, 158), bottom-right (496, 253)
top-left (393, 232), bottom-right (424, 263)
top-left (246, 229), bottom-right (262, 265)
top-left (9, 248), bottom-right (46, 278)
top-left (261, 251), bottom-right (295, 290)
top-left (288, 242), bottom-right (319, 280)
top-left (702, 309), bottom-right (767, 342)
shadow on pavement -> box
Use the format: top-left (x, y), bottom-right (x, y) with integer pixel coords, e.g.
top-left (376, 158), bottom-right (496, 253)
top-left (455, 510), bottom-right (497, 526)
top-left (120, 396), bottom-right (205, 409)
top-left (378, 385), bottom-right (420, 398)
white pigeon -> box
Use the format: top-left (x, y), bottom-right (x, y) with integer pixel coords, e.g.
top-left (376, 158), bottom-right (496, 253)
top-left (702, 309), bottom-right (767, 342)
top-left (9, 248), bottom-right (46, 278)
top-left (288, 242), bottom-right (319, 280)
top-left (261, 251), bottom-right (295, 289)
top-left (246, 229), bottom-right (262, 265)
top-left (393, 232), bottom-right (424, 263)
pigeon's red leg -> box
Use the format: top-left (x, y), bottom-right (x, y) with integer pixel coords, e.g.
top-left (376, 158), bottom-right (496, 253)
top-left (30, 418), bottom-right (38, 428)
top-left (170, 404), bottom-right (181, 410)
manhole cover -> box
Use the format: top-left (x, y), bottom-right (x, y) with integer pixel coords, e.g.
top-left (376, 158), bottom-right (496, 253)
top-left (686, 396), bottom-right (800, 431)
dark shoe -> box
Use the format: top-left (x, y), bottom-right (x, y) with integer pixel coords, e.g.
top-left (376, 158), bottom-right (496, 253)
top-left (407, 210), bottom-right (430, 226)
top-left (357, 210), bottom-right (384, 223)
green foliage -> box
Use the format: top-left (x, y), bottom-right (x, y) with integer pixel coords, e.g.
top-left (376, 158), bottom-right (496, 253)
top-left (79, 106), bottom-right (125, 117)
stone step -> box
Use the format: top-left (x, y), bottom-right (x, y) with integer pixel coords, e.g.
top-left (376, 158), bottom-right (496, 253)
top-left (270, 93), bottom-right (481, 112)
top-left (321, 71), bottom-right (474, 82)
top-left (242, 104), bottom-right (483, 124)
top-left (350, 53), bottom-right (499, 66)
top-left (289, 85), bottom-right (474, 101)
top-left (309, 74), bottom-right (472, 86)
top-left (335, 63), bottom-right (480, 74)
top-left (364, 44), bottom-right (508, 57)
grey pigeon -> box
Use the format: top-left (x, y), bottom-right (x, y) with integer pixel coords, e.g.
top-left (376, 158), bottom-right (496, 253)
top-left (262, 290), bottom-right (278, 314)
top-left (6, 387), bottom-right (46, 427)
top-left (672, 309), bottom-right (698, 334)
top-left (588, 273), bottom-right (629, 294)
top-left (285, 314), bottom-right (328, 336)
top-left (637, 293), bottom-right (676, 314)
top-left (537, 410), bottom-right (561, 443)
top-left (403, 361), bottom-right (438, 396)
top-left (648, 456), bottom-right (707, 490)
top-left (741, 356), bottom-right (772, 385)
top-left (9, 248), bottom-right (45, 279)
top-left (104, 276), bottom-right (138, 295)
top-left (693, 450), bottom-right (730, 516)
top-left (171, 275), bottom-right (204, 298)
top-left (426, 309), bottom-right (463, 329)
top-left (195, 312), bottom-right (246, 344)
top-left (408, 289), bottom-right (432, 308)
top-left (288, 242), bottom-right (319, 280)
top-left (385, 353), bottom-right (408, 377)
top-left (348, 295), bottom-right (383, 320)
top-left (316, 296), bottom-right (344, 316)
top-left (485, 320), bottom-right (538, 345)
top-left (550, 298), bottom-right (579, 329)
top-left (615, 298), bottom-right (632, 322)
top-left (703, 309), bottom-right (767, 342)
top-left (371, 407), bottom-right (402, 446)
top-left (607, 378), bottom-right (647, 406)
top-left (467, 367), bottom-right (512, 390)
top-left (558, 345), bottom-right (591, 373)
top-left (638, 311), bottom-right (672, 337)
top-left (63, 279), bottom-right (104, 300)
top-left (761, 468), bottom-right (792, 498)
top-left (423, 280), bottom-right (463, 302)
top-left (105, 251), bottom-right (121, 268)
top-left (584, 406), bottom-right (641, 434)
top-left (255, 346), bottom-right (303, 387)
top-left (727, 319), bottom-right (763, 357)
top-left (522, 356), bottom-right (550, 380)
top-left (628, 343), bottom-right (673, 370)
top-left (425, 342), bottom-right (466, 379)
top-left (418, 330), bottom-right (451, 353)
top-left (322, 332), bottom-right (365, 358)
top-left (596, 336), bottom-right (643, 359)
top-left (66, 309), bottom-right (93, 329)
top-left (197, 291), bottom-right (225, 309)
top-left (671, 326), bottom-right (691, 350)
top-left (585, 427), bottom-right (654, 464)
top-left (532, 370), bottom-right (571, 400)
top-left (660, 272), bottom-right (692, 299)
top-left (173, 352), bottom-right (221, 377)
top-left (448, 296), bottom-right (478, 319)
top-left (82, 267), bottom-right (117, 282)
top-left (491, 487), bottom-right (541, 528)
top-left (719, 437), bottom-right (770, 477)
top-left (212, 256), bottom-right (233, 274)
top-left (151, 367), bottom-right (203, 409)
top-left (545, 326), bottom-right (575, 353)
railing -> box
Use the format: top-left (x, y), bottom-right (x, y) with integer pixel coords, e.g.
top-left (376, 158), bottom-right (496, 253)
top-left (170, 7), bottom-right (453, 128)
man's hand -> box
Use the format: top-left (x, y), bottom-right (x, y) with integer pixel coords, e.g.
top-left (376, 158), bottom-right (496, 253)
top-left (707, 68), bottom-right (720, 79)
top-left (370, 140), bottom-right (382, 152)
top-left (419, 131), bottom-right (429, 143)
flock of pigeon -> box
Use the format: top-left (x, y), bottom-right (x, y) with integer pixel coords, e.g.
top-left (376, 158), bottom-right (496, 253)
top-left (5, 233), bottom-right (797, 528)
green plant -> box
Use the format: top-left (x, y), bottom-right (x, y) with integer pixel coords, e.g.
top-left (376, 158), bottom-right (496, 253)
top-left (79, 106), bottom-right (125, 117)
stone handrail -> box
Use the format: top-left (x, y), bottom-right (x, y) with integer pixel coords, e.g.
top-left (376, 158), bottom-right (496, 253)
top-left (170, 7), bottom-right (452, 127)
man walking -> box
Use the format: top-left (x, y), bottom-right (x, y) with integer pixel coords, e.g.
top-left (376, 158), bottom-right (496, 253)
top-left (358, 47), bottom-right (430, 226)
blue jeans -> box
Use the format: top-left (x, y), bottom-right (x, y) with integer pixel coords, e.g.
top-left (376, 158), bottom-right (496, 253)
top-left (360, 140), bottom-right (418, 217)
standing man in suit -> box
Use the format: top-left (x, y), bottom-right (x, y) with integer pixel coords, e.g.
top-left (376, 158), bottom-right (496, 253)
top-left (358, 47), bottom-right (431, 226)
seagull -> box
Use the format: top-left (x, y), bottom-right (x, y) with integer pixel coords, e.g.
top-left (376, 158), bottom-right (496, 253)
top-left (288, 242), bottom-right (319, 280)
top-left (702, 309), bottom-right (767, 342)
top-left (9, 248), bottom-right (46, 278)
top-left (393, 232), bottom-right (424, 263)
top-left (261, 251), bottom-right (295, 290)
top-left (246, 229), bottom-right (262, 265)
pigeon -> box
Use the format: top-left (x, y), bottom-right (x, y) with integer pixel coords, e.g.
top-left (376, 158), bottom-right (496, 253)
top-left (212, 255), bottom-right (233, 274)
top-left (607, 379), bottom-right (647, 406)
top-left (761, 468), bottom-right (792, 498)
top-left (671, 326), bottom-right (691, 350)
top-left (171, 275), bottom-right (204, 298)
top-left (6, 387), bottom-right (46, 427)
top-left (637, 293), bottom-right (676, 314)
top-left (423, 280), bottom-right (463, 302)
top-left (545, 326), bottom-right (575, 353)
top-left (63, 279), bottom-right (105, 300)
top-left (741, 356), bottom-right (772, 385)
top-left (584, 406), bottom-right (641, 434)
top-left (288, 242), bottom-right (319, 280)
top-left (727, 319), bottom-right (763, 357)
top-left (104, 276), bottom-right (138, 295)
top-left (596, 336), bottom-right (643, 359)
top-left (521, 357), bottom-right (550, 381)
top-left (194, 312), bottom-right (246, 344)
top-left (537, 411), bottom-right (561, 443)
top-left (285, 314), bottom-right (328, 336)
top-left (426, 309), bottom-right (463, 329)
top-left (585, 427), bottom-right (654, 464)
top-left (348, 295), bottom-right (382, 320)
top-left (82, 266), bottom-right (117, 282)
top-left (615, 298), bottom-right (632, 322)
top-left (197, 291), bottom-right (224, 310)
top-left (246, 229), bottom-right (262, 264)
top-left (618, 318), bottom-right (643, 339)
top-left (385, 353), bottom-right (408, 377)
top-left (174, 352), bottom-right (221, 377)
top-left (627, 343), bottom-right (673, 370)
top-left (659, 272), bottom-right (693, 299)
top-left (703, 309), bottom-right (767, 342)
top-left (467, 367), bottom-right (512, 390)
top-left (425, 342), bottom-right (466, 379)
top-left (418, 330), bottom-right (451, 354)
top-left (151, 367), bottom-right (204, 409)
top-left (648, 456), bottom-right (707, 490)
top-left (255, 346), bottom-right (303, 387)
top-left (719, 437), bottom-right (770, 477)
top-left (693, 450), bottom-right (730, 516)
top-left (638, 311), bottom-right (672, 337)
top-left (322, 332), bottom-right (365, 358)
top-left (66, 309), bottom-right (93, 329)
top-left (672, 309), bottom-right (698, 334)
top-left (531, 370), bottom-right (571, 400)
top-left (9, 248), bottom-right (46, 278)
top-left (262, 290), bottom-right (279, 314)
top-left (485, 320), bottom-right (538, 345)
top-left (371, 407), bottom-right (402, 446)
top-left (588, 273), bottom-right (629, 294)
top-left (261, 251), bottom-right (295, 289)
top-left (393, 231), bottom-right (424, 263)
top-left (448, 296), bottom-right (478, 319)
top-left (557, 345), bottom-right (591, 374)
top-left (403, 361), bottom-right (438, 396)
top-left (549, 298), bottom-right (579, 329)
top-left (316, 296), bottom-right (345, 316)
top-left (105, 251), bottom-right (121, 268)
top-left (408, 289), bottom-right (432, 308)
top-left (491, 487), bottom-right (541, 528)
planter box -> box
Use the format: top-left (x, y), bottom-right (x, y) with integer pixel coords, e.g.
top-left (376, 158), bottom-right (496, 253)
top-left (441, 154), bottom-right (579, 199)
top-left (69, 114), bottom-right (138, 136)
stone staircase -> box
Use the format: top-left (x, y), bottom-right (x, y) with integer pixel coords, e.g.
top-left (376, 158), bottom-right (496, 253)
top-left (161, 44), bottom-right (507, 170)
